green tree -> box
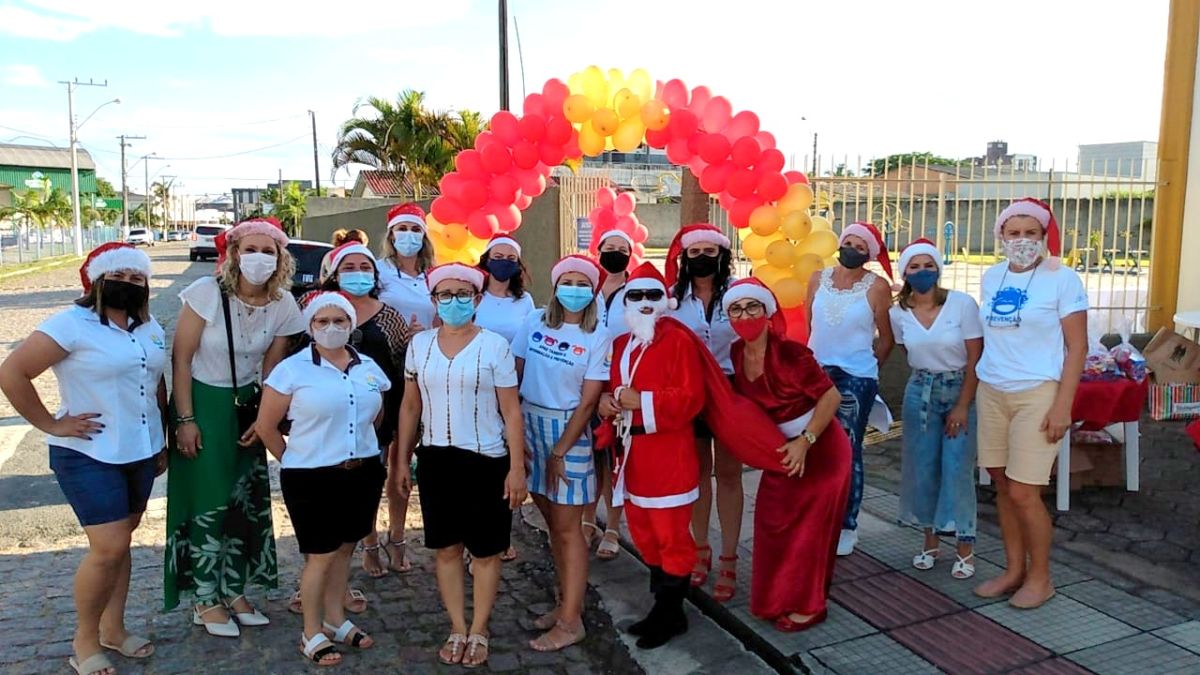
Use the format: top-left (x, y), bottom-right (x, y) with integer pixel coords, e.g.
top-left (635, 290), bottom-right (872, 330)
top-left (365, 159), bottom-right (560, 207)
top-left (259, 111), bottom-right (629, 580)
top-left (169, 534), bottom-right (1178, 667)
top-left (865, 152), bottom-right (960, 176)
top-left (95, 177), bottom-right (117, 198)
top-left (263, 182), bottom-right (309, 237)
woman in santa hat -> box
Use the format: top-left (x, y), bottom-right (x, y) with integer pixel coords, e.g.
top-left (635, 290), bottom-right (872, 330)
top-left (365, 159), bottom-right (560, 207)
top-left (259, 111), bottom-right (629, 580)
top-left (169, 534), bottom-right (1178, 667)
top-left (0, 243), bottom-right (164, 674)
top-left (167, 217), bottom-right (305, 636)
top-left (889, 240), bottom-right (983, 580)
top-left (974, 199), bottom-right (1087, 609)
top-left (376, 202), bottom-right (437, 332)
top-left (666, 223), bottom-right (743, 602)
top-left (391, 263), bottom-right (528, 668)
top-left (723, 278), bottom-right (851, 632)
top-left (805, 221), bottom-right (896, 556)
top-left (511, 254), bottom-right (612, 651)
top-left (318, 228), bottom-right (369, 283)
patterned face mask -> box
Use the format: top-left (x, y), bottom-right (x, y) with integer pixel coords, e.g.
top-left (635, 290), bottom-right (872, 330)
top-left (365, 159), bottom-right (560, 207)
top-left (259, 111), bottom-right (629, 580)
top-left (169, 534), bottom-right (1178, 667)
top-left (1002, 238), bottom-right (1041, 268)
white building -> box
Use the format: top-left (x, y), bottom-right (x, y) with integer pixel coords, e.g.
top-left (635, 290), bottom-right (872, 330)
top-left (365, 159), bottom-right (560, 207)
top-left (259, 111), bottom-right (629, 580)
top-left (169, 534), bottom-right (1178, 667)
top-left (1077, 141), bottom-right (1158, 182)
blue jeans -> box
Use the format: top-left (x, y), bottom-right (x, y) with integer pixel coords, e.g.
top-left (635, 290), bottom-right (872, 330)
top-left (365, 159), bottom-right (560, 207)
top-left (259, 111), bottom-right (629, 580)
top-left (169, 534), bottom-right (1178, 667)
top-left (899, 370), bottom-right (977, 542)
top-left (824, 366), bottom-right (878, 531)
top-left (50, 445), bottom-right (156, 527)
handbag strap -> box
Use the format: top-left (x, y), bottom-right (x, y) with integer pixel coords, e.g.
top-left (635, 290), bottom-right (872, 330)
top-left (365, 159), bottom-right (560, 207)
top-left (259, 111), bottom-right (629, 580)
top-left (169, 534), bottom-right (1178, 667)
top-left (220, 289), bottom-right (241, 396)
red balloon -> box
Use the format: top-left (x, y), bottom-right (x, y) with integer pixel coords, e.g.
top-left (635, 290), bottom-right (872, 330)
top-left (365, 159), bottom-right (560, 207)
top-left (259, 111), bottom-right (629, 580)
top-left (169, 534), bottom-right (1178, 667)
top-left (718, 190), bottom-right (736, 211)
top-left (757, 171), bottom-right (789, 202)
top-left (596, 187), bottom-right (617, 208)
top-left (474, 131), bottom-right (496, 152)
top-left (515, 168), bottom-right (547, 197)
top-left (632, 224), bottom-right (649, 244)
top-left (729, 196), bottom-right (763, 229)
top-left (667, 109), bottom-right (699, 140)
top-left (542, 79), bottom-right (570, 115)
top-left (688, 86), bottom-right (713, 118)
top-left (758, 148), bottom-right (786, 173)
top-left (519, 114), bottom-right (546, 143)
top-left (730, 137), bottom-right (762, 169)
top-left (726, 168), bottom-right (758, 199)
top-left (563, 131), bottom-right (583, 160)
top-left (440, 172), bottom-right (466, 199)
top-left (544, 116), bottom-right (573, 145)
top-left (467, 211), bottom-right (499, 239)
top-left (722, 110), bottom-right (761, 140)
top-left (615, 215), bottom-right (636, 233)
top-left (697, 133), bottom-right (732, 164)
top-left (512, 141), bottom-right (540, 170)
top-left (455, 150), bottom-right (486, 178)
top-left (592, 209), bottom-right (617, 230)
top-left (662, 79), bottom-right (689, 108)
top-left (431, 196), bottom-right (467, 224)
top-left (494, 203), bottom-right (521, 232)
top-left (700, 161), bottom-right (735, 194)
top-left (665, 137), bottom-right (693, 165)
top-left (784, 170), bottom-right (810, 185)
top-left (782, 305), bottom-right (809, 344)
top-left (539, 142), bottom-right (566, 167)
top-left (687, 155), bottom-right (708, 179)
top-left (523, 93), bottom-right (546, 118)
top-left (490, 111), bottom-right (522, 146)
top-left (489, 174), bottom-right (519, 203)
top-left (755, 130), bottom-right (777, 150)
top-left (644, 127), bottom-right (670, 149)
top-left (480, 143), bottom-right (512, 174)
top-left (514, 193), bottom-right (533, 210)
top-left (614, 192), bottom-right (635, 216)
top-left (459, 179), bottom-right (488, 210)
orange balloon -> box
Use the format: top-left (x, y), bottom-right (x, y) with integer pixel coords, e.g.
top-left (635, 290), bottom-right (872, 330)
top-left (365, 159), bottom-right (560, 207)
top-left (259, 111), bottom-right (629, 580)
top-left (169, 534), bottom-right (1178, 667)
top-left (578, 122), bottom-right (606, 157)
top-left (781, 210), bottom-right (813, 240)
top-left (810, 214), bottom-right (833, 232)
top-left (443, 223), bottom-right (469, 250)
top-left (640, 100), bottom-right (670, 131)
top-left (591, 108), bottom-right (619, 136)
top-left (564, 94), bottom-right (594, 123)
top-left (749, 204), bottom-right (781, 236)
top-left (613, 116), bottom-right (646, 152)
top-left (742, 232), bottom-right (778, 260)
top-left (792, 252), bottom-right (823, 281)
top-left (614, 88), bottom-right (642, 119)
top-left (753, 264), bottom-right (790, 287)
top-left (778, 183), bottom-right (815, 215)
top-left (765, 239), bottom-right (796, 267)
top-left (772, 276), bottom-right (807, 309)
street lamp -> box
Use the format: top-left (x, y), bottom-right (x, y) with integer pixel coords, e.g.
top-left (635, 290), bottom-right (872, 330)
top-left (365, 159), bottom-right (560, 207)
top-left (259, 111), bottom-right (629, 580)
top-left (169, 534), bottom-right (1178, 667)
top-left (67, 92), bottom-right (119, 255)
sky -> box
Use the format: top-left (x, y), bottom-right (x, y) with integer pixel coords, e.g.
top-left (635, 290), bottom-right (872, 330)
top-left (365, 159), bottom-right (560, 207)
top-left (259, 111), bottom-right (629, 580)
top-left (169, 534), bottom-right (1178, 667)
top-left (0, 0), bottom-right (1172, 199)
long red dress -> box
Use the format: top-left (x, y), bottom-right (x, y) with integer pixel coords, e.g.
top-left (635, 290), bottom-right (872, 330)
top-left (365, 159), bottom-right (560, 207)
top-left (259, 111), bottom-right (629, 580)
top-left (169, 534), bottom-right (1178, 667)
top-left (732, 334), bottom-right (852, 620)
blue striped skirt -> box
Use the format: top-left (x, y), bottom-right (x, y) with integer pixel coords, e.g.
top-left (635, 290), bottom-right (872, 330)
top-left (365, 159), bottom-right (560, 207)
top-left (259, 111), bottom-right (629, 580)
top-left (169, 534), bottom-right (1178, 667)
top-left (523, 401), bottom-right (597, 506)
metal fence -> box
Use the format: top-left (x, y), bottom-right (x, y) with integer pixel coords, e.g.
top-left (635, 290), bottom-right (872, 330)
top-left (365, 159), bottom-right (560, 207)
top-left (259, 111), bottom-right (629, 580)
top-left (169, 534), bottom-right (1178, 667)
top-left (0, 224), bottom-right (123, 268)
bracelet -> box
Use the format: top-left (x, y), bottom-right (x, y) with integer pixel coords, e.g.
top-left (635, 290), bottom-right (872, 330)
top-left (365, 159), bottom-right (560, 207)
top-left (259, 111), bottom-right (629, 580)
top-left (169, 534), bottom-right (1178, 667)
top-left (175, 415), bottom-right (196, 425)
top-left (550, 454), bottom-right (566, 462)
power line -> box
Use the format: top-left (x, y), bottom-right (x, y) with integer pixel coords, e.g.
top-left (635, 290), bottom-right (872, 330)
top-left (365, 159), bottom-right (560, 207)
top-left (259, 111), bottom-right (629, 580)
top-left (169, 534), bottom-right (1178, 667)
top-left (154, 135), bottom-right (309, 161)
top-left (135, 113), bottom-right (309, 131)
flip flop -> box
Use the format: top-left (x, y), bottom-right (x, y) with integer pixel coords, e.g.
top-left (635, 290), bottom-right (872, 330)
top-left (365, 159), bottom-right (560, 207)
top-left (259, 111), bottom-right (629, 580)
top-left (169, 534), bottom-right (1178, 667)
top-left (463, 633), bottom-right (490, 669)
top-left (69, 652), bottom-right (114, 675)
top-left (99, 634), bottom-right (154, 658)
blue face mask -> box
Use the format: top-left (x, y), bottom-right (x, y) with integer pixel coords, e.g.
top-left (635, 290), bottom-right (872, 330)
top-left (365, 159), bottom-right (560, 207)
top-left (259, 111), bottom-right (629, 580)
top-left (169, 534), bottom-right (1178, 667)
top-left (555, 285), bottom-right (594, 312)
top-left (338, 271), bottom-right (375, 297)
top-left (393, 230), bottom-right (424, 257)
top-left (436, 297), bottom-right (476, 327)
top-left (906, 269), bottom-right (940, 294)
top-left (486, 258), bottom-right (520, 282)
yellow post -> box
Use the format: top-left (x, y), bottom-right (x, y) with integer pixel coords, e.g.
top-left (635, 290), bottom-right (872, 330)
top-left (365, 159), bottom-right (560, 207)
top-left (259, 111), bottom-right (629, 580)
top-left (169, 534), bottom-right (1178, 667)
top-left (1148, 0), bottom-right (1200, 331)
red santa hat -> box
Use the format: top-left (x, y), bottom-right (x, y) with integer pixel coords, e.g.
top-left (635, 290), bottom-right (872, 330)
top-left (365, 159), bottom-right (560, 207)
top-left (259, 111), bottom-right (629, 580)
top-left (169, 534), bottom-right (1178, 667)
top-left (387, 202), bottom-right (426, 229)
top-left (897, 238), bottom-right (942, 277)
top-left (328, 243), bottom-right (376, 273)
top-left (301, 291), bottom-right (357, 331)
top-left (216, 216), bottom-right (289, 265)
top-left (426, 262), bottom-right (486, 292)
top-left (839, 221), bottom-right (893, 281)
top-left (625, 261), bottom-right (675, 307)
top-left (995, 197), bottom-right (1061, 258)
top-left (597, 229), bottom-right (635, 250)
top-left (665, 223), bottom-right (732, 288)
top-left (81, 242), bottom-right (152, 293)
top-left (483, 233), bottom-right (522, 256)
top-left (551, 254), bottom-right (602, 288)
top-left (721, 278), bottom-right (788, 335)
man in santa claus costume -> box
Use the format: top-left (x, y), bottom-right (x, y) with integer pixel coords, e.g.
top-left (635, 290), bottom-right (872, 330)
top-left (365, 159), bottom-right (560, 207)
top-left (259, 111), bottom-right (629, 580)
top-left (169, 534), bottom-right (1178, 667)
top-left (598, 262), bottom-right (707, 650)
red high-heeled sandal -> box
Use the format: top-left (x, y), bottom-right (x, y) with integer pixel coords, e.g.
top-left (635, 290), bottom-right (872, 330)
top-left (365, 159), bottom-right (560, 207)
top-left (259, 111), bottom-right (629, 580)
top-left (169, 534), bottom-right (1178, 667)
top-left (774, 609), bottom-right (828, 633)
top-left (691, 545), bottom-right (712, 587)
top-left (713, 555), bottom-right (737, 602)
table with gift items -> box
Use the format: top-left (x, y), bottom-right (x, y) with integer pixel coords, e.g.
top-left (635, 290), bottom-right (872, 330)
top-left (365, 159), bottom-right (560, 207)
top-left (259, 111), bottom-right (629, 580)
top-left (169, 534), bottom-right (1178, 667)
top-left (979, 326), bottom-right (1149, 511)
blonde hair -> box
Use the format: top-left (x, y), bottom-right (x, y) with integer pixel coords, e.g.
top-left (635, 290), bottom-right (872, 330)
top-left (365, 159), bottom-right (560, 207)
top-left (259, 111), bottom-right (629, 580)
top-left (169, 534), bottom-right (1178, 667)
top-left (217, 244), bottom-right (296, 301)
top-left (330, 228), bottom-right (349, 246)
top-left (381, 227), bottom-right (435, 274)
top-left (543, 294), bottom-right (599, 333)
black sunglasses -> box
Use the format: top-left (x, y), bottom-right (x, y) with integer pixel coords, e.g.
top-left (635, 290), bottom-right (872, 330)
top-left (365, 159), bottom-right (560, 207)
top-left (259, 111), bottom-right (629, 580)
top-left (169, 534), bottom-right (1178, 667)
top-left (625, 289), bottom-right (665, 302)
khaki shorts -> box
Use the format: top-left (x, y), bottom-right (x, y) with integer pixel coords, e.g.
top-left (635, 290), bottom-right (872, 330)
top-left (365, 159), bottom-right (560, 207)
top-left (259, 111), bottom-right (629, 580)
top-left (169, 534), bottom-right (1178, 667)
top-left (977, 381), bottom-right (1060, 485)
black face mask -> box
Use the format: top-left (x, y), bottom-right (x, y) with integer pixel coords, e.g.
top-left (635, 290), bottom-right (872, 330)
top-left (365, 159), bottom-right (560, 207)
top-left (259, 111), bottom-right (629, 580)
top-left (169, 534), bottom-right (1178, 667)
top-left (838, 246), bottom-right (870, 270)
top-left (599, 250), bottom-right (631, 274)
top-left (685, 253), bottom-right (719, 278)
top-left (102, 279), bottom-right (149, 313)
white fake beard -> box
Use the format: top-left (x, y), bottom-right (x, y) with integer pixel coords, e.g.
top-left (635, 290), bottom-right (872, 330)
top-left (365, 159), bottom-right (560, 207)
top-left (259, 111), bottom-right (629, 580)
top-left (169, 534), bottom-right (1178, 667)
top-left (624, 297), bottom-right (669, 343)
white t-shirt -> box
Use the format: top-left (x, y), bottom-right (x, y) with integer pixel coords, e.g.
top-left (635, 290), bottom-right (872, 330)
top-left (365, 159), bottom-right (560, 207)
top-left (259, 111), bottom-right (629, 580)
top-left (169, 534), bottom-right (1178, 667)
top-left (37, 305), bottom-right (168, 464)
top-left (890, 290), bottom-right (983, 373)
top-left (376, 257), bottom-right (435, 329)
top-left (179, 277), bottom-right (305, 387)
top-left (265, 346), bottom-right (392, 469)
top-left (595, 286), bottom-right (630, 342)
top-left (405, 328), bottom-right (519, 457)
top-left (669, 283), bottom-right (737, 374)
top-left (511, 309), bottom-right (612, 410)
top-left (474, 291), bottom-right (537, 343)
top-left (977, 262), bottom-right (1089, 392)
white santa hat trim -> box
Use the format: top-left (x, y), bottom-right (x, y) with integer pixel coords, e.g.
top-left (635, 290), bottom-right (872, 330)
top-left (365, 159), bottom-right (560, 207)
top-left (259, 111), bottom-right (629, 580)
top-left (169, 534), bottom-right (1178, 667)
top-left (329, 243), bottom-right (376, 274)
top-left (722, 281), bottom-right (777, 317)
top-left (484, 236), bottom-right (522, 256)
top-left (426, 263), bottom-right (486, 292)
top-left (87, 247), bottom-right (152, 282)
top-left (680, 228), bottom-right (731, 250)
top-left (388, 213), bottom-right (426, 229)
top-left (839, 222), bottom-right (881, 258)
top-left (598, 230), bottom-right (635, 249)
top-left (552, 256), bottom-right (601, 288)
top-left (302, 292), bottom-right (357, 332)
top-left (994, 200), bottom-right (1050, 238)
top-left (897, 240), bottom-right (942, 277)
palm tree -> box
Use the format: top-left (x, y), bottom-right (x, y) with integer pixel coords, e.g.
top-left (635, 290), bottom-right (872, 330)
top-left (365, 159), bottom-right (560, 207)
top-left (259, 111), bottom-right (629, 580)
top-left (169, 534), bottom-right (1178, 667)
top-left (152, 181), bottom-right (172, 234)
top-left (267, 182), bottom-right (308, 237)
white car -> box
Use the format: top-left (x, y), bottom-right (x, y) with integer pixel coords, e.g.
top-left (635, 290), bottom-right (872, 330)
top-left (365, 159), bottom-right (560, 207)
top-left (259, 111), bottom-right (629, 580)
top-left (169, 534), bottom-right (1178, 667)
top-left (189, 224), bottom-right (229, 261)
top-left (126, 228), bottom-right (154, 247)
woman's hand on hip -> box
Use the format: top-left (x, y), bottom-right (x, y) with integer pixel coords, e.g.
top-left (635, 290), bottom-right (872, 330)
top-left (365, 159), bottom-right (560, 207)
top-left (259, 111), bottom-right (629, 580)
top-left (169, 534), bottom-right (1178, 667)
top-left (945, 404), bottom-right (969, 439)
top-left (504, 466), bottom-right (528, 509)
top-left (48, 412), bottom-right (103, 441)
top-left (1040, 402), bottom-right (1072, 443)
top-left (175, 421), bottom-right (201, 459)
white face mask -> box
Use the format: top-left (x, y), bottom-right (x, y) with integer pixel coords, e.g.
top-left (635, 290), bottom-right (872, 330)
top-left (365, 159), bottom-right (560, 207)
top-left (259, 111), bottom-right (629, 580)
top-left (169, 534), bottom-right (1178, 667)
top-left (313, 325), bottom-right (351, 350)
top-left (1002, 238), bottom-right (1042, 268)
top-left (239, 252), bottom-right (277, 285)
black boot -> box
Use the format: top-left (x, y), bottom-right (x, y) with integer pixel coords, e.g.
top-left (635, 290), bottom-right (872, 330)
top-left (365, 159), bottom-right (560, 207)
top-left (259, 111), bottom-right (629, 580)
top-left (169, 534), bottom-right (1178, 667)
top-left (636, 572), bottom-right (689, 649)
top-left (627, 567), bottom-right (664, 637)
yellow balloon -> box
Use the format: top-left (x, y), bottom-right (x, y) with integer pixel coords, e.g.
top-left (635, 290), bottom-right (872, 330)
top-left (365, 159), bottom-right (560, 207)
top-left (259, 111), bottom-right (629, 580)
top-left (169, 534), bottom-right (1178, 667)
top-left (798, 229), bottom-right (840, 258)
top-left (749, 204), bottom-right (781, 236)
top-left (613, 116), bottom-right (646, 152)
top-left (750, 258), bottom-right (768, 270)
top-left (778, 183), bottom-right (815, 215)
top-left (781, 210), bottom-right (813, 241)
top-left (564, 94), bottom-right (594, 124)
top-left (765, 239), bottom-right (796, 267)
top-left (443, 223), bottom-right (469, 250)
top-left (582, 66), bottom-right (609, 108)
top-left (640, 100), bottom-right (670, 132)
top-left (591, 108), bottom-right (619, 137)
top-left (742, 232), bottom-right (775, 260)
top-left (772, 277), bottom-right (807, 309)
top-left (810, 214), bottom-right (833, 232)
top-left (736, 226), bottom-right (752, 241)
top-left (824, 256), bottom-right (839, 269)
top-left (792, 252), bottom-right (823, 281)
top-left (627, 68), bottom-right (653, 103)
top-left (607, 68), bottom-right (627, 103)
top-left (568, 71), bottom-right (586, 95)
top-left (578, 122), bottom-right (606, 156)
top-left (753, 264), bottom-right (789, 287)
top-left (615, 89), bottom-right (642, 120)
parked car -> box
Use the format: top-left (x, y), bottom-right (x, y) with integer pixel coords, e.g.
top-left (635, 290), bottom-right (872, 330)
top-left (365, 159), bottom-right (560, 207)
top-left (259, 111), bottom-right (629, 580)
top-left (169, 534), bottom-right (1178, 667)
top-left (189, 224), bottom-right (230, 261)
top-left (167, 230), bottom-right (188, 242)
top-left (126, 228), bottom-right (154, 247)
top-left (286, 239), bottom-right (334, 299)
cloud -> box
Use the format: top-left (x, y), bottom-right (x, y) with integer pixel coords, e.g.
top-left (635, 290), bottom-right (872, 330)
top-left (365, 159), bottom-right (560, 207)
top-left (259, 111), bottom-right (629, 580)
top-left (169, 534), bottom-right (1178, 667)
top-left (0, 4), bottom-right (92, 41)
top-left (1, 64), bottom-right (48, 87)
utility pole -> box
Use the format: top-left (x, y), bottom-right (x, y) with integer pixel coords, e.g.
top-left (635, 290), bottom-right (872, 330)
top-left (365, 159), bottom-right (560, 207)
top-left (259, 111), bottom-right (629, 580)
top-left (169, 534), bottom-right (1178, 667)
top-left (60, 77), bottom-right (108, 256)
top-left (811, 133), bottom-right (819, 176)
top-left (309, 110), bottom-right (321, 195)
top-left (118, 134), bottom-right (145, 239)
top-left (498, 0), bottom-right (509, 111)
top-left (162, 176), bottom-right (176, 234)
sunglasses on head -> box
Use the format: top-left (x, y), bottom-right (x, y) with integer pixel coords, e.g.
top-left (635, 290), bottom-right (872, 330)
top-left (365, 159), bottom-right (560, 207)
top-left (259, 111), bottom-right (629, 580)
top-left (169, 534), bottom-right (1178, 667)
top-left (625, 289), bottom-right (665, 302)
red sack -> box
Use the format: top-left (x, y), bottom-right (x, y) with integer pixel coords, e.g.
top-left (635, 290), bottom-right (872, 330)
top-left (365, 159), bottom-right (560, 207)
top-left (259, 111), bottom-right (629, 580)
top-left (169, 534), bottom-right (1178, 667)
top-left (1187, 419), bottom-right (1200, 451)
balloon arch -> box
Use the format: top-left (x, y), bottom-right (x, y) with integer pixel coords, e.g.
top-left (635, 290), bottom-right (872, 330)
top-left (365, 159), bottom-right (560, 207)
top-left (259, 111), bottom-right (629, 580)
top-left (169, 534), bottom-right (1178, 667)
top-left (424, 65), bottom-right (842, 315)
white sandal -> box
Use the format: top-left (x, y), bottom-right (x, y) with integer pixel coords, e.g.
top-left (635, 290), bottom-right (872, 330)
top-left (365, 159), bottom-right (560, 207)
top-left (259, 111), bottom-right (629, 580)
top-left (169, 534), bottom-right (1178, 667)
top-left (952, 553), bottom-right (976, 579)
top-left (912, 549), bottom-right (939, 571)
top-left (225, 594), bottom-right (270, 626)
top-left (582, 520), bottom-right (602, 547)
top-left (596, 528), bottom-right (621, 561)
top-left (323, 619), bottom-right (373, 649)
top-left (193, 604), bottom-right (240, 638)
top-left (300, 631), bottom-right (341, 667)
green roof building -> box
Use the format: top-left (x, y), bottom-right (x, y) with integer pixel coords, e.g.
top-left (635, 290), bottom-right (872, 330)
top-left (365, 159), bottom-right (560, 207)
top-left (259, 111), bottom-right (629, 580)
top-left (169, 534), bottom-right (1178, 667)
top-left (0, 143), bottom-right (98, 207)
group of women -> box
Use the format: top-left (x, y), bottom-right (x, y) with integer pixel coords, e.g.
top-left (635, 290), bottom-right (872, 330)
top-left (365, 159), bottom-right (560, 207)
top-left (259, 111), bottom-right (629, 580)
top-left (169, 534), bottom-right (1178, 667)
top-left (0, 195), bottom-right (1085, 674)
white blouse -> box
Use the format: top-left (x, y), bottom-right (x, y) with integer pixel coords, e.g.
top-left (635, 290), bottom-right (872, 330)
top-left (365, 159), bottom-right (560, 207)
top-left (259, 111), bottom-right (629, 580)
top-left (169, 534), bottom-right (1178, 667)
top-left (474, 291), bottom-right (537, 343)
top-left (595, 286), bottom-right (630, 341)
top-left (406, 328), bottom-right (518, 458)
top-left (179, 277), bottom-right (305, 388)
top-left (376, 257), bottom-right (435, 330)
top-left (669, 283), bottom-right (738, 374)
top-left (889, 290), bottom-right (983, 373)
top-left (36, 305), bottom-right (168, 464)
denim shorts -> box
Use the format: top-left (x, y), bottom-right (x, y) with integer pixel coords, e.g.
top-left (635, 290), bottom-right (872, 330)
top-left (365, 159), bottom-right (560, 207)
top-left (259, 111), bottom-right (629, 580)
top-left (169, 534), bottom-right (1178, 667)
top-left (49, 445), bottom-right (157, 527)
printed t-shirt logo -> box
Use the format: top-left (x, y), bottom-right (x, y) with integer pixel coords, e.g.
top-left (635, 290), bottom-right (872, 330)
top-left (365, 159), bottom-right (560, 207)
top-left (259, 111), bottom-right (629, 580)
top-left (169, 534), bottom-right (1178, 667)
top-left (365, 374), bottom-right (382, 392)
top-left (987, 286), bottom-right (1028, 325)
top-left (151, 332), bottom-right (166, 349)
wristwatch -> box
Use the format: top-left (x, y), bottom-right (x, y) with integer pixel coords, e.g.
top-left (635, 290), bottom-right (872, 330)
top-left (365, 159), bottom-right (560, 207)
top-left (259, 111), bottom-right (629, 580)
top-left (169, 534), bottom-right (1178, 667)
top-left (800, 429), bottom-right (817, 444)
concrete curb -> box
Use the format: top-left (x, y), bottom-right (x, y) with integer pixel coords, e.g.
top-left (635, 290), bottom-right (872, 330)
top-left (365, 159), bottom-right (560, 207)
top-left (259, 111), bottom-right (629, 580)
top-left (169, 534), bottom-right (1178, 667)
top-left (0, 255), bottom-right (83, 281)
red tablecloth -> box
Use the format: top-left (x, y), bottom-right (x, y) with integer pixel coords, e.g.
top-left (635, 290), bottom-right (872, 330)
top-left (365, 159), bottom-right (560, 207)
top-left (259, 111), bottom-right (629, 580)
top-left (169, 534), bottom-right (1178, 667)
top-left (1073, 379), bottom-right (1149, 430)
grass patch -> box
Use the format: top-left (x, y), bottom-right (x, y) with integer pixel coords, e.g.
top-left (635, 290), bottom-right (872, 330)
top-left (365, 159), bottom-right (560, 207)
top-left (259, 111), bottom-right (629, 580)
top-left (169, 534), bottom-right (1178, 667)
top-left (0, 253), bottom-right (83, 279)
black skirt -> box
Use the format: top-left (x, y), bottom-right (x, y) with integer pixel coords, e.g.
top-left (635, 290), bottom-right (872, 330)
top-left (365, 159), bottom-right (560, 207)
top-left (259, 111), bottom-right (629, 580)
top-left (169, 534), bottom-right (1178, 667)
top-left (281, 459), bottom-right (385, 554)
top-left (416, 445), bottom-right (512, 558)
